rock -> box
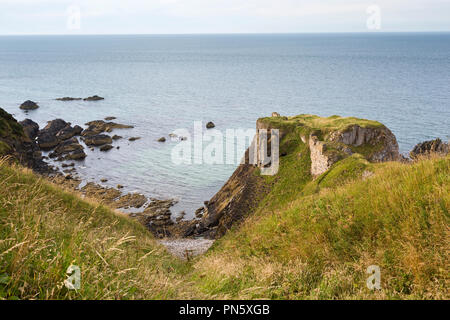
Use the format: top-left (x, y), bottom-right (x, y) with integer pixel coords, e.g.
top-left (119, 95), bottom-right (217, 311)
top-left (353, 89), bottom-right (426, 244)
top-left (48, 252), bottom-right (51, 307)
top-left (81, 182), bottom-right (121, 205)
top-left (100, 144), bottom-right (113, 152)
top-left (169, 133), bottom-right (177, 138)
top-left (37, 119), bottom-right (79, 150)
top-left (61, 162), bottom-right (75, 168)
top-left (176, 211), bottom-right (186, 222)
top-left (309, 134), bottom-right (341, 177)
top-left (42, 119), bottom-right (69, 134)
top-left (100, 178), bottom-right (108, 183)
top-left (180, 136), bottom-right (187, 141)
top-left (37, 131), bottom-right (59, 150)
top-left (54, 137), bottom-right (84, 155)
top-left (410, 138), bottom-right (449, 159)
top-left (113, 193), bottom-right (147, 209)
top-left (206, 121), bottom-right (215, 129)
top-left (64, 149), bottom-right (87, 161)
top-left (129, 137), bottom-right (141, 142)
top-left (158, 137), bottom-right (166, 142)
top-left (19, 100), bottom-right (39, 110)
top-left (195, 207), bottom-right (205, 218)
top-left (82, 120), bottom-right (133, 137)
top-left (105, 117), bottom-right (116, 121)
top-left (272, 112), bottom-right (281, 117)
top-left (117, 184), bottom-right (124, 189)
top-left (83, 95), bottom-right (104, 101)
top-left (55, 125), bottom-right (83, 141)
top-left (55, 97), bottom-right (82, 101)
top-left (328, 124), bottom-right (400, 162)
top-left (19, 119), bottom-right (39, 140)
top-left (112, 135), bottom-right (122, 140)
top-left (83, 134), bottom-right (112, 146)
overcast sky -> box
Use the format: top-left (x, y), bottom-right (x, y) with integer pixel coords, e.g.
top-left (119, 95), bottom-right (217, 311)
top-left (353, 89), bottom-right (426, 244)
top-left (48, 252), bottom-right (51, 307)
top-left (1, 0), bottom-right (449, 35)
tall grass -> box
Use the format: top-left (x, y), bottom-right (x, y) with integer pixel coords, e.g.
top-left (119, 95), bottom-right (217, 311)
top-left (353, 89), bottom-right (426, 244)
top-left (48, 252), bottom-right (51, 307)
top-left (0, 159), bottom-right (203, 299)
top-left (193, 156), bottom-right (449, 299)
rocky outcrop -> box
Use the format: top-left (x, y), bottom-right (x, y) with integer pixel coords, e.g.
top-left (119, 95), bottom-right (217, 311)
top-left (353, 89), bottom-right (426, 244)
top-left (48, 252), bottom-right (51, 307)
top-left (329, 124), bottom-right (400, 162)
top-left (83, 95), bottom-right (104, 101)
top-left (55, 97), bottom-right (82, 101)
top-left (309, 135), bottom-right (342, 176)
top-left (83, 134), bottom-right (112, 146)
top-left (55, 125), bottom-right (83, 140)
top-left (0, 108), bottom-right (51, 173)
top-left (81, 120), bottom-right (133, 137)
top-left (19, 119), bottom-right (39, 140)
top-left (410, 138), bottom-right (449, 159)
top-left (206, 121), bottom-right (215, 129)
top-left (19, 100), bottom-right (39, 110)
top-left (132, 199), bottom-right (177, 238)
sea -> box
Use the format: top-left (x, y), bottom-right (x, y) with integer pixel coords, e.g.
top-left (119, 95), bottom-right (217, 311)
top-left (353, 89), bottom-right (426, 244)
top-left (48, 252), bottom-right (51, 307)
top-left (0, 33), bottom-right (449, 217)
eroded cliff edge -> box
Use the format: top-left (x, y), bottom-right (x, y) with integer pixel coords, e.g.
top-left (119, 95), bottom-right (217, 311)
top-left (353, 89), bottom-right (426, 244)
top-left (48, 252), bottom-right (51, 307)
top-left (194, 114), bottom-right (402, 239)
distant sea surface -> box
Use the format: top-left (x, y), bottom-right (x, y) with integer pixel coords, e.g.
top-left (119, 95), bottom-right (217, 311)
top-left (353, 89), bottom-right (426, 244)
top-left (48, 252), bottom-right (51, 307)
top-left (0, 33), bottom-right (449, 217)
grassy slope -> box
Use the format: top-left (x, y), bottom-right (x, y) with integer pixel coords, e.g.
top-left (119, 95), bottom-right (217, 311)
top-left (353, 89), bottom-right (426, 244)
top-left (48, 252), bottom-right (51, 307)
top-left (0, 160), bottom-right (202, 299)
top-left (193, 155), bottom-right (449, 299)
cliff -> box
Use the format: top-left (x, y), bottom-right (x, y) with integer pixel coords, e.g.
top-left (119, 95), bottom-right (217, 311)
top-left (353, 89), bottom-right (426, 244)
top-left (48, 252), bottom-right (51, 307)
top-left (198, 114), bottom-right (401, 238)
top-left (0, 108), bottom-right (49, 173)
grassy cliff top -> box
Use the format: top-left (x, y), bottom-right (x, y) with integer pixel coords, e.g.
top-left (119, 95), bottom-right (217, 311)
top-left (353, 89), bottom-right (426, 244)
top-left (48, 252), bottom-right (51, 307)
top-left (258, 114), bottom-right (385, 137)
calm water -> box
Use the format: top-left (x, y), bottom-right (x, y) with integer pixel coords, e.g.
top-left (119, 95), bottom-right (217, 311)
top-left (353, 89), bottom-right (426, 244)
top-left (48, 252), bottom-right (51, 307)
top-left (0, 33), bottom-right (449, 217)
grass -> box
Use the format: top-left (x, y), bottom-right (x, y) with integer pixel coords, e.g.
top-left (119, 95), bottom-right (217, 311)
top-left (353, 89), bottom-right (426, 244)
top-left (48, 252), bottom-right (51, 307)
top-left (0, 159), bottom-right (203, 299)
top-left (193, 155), bottom-right (449, 299)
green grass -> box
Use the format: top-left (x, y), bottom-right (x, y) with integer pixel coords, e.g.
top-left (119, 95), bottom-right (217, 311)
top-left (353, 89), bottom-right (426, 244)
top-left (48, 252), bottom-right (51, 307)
top-left (0, 160), bottom-right (202, 299)
top-left (194, 155), bottom-right (449, 299)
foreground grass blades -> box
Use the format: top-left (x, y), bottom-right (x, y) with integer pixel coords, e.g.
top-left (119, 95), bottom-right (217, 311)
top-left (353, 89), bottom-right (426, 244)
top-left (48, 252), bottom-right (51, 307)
top-left (0, 155), bottom-right (448, 299)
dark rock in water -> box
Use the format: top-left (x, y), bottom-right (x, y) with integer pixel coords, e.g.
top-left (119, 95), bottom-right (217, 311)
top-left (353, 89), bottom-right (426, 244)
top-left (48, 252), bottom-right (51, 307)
top-left (62, 162), bottom-right (75, 168)
top-left (55, 97), bottom-right (82, 101)
top-left (129, 137), bottom-right (141, 141)
top-left (82, 120), bottom-right (133, 137)
top-left (37, 119), bottom-right (84, 150)
top-left (19, 100), bottom-right (39, 110)
top-left (105, 116), bottom-right (116, 121)
top-left (112, 135), bottom-right (122, 140)
top-left (56, 125), bottom-right (83, 141)
top-left (206, 121), bottom-right (215, 129)
top-left (100, 178), bottom-right (108, 183)
top-left (19, 119), bottom-right (39, 140)
top-left (83, 95), bottom-right (104, 101)
top-left (37, 131), bottom-right (59, 150)
top-left (410, 138), bottom-right (449, 159)
top-left (43, 119), bottom-right (69, 134)
top-left (117, 184), bottom-right (124, 189)
top-left (54, 137), bottom-right (83, 155)
top-left (100, 144), bottom-right (113, 152)
top-left (158, 137), bottom-right (166, 142)
top-left (83, 134), bottom-right (112, 146)
top-left (64, 149), bottom-right (87, 161)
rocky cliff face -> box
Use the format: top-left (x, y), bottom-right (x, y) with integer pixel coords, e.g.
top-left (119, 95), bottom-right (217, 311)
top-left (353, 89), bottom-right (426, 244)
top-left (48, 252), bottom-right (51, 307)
top-left (196, 114), bottom-right (402, 239)
top-left (0, 108), bottom-right (50, 173)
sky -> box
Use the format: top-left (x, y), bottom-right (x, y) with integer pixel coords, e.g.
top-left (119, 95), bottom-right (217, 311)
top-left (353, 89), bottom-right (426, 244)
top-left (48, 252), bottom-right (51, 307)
top-left (1, 0), bottom-right (449, 35)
